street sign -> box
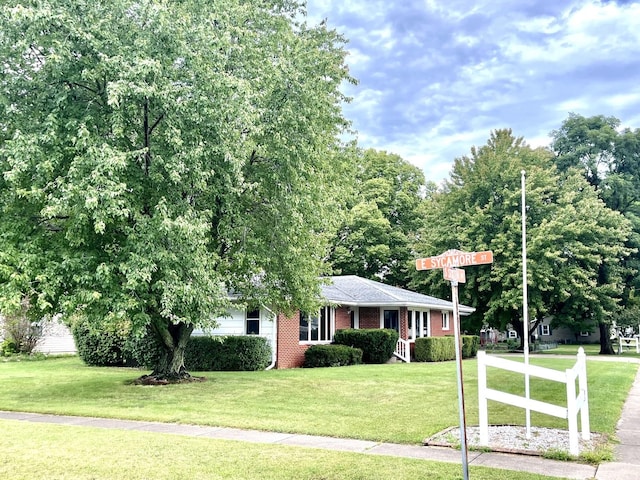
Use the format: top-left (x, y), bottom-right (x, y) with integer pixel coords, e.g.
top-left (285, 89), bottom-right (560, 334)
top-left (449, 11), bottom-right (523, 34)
top-left (415, 249), bottom-right (493, 271)
top-left (444, 267), bottom-right (465, 284)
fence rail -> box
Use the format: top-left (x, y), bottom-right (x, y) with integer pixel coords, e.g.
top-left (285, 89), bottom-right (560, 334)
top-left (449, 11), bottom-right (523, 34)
top-left (477, 348), bottom-right (590, 455)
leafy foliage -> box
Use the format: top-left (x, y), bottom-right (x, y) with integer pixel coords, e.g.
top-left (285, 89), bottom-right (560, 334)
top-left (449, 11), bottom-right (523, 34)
top-left (328, 149), bottom-right (426, 286)
top-left (411, 130), bottom-right (632, 344)
top-left (303, 344), bottom-right (363, 367)
top-left (551, 114), bottom-right (640, 352)
top-left (0, 1), bottom-right (353, 377)
top-left (414, 337), bottom-right (456, 362)
top-left (333, 328), bottom-right (398, 363)
top-left (184, 336), bottom-right (271, 371)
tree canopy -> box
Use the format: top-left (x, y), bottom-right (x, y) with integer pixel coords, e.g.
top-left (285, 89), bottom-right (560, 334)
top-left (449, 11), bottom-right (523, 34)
top-left (328, 148), bottom-right (427, 286)
top-left (0, 0), bottom-right (354, 379)
top-left (410, 129), bottom-right (632, 344)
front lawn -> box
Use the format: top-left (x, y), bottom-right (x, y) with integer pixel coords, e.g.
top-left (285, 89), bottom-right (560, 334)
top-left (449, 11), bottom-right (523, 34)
top-left (0, 355), bottom-right (635, 444)
top-left (0, 418), bottom-right (564, 480)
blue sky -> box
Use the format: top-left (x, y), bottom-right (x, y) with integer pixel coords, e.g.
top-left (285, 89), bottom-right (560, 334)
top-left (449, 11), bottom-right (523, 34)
top-left (305, 0), bottom-right (640, 183)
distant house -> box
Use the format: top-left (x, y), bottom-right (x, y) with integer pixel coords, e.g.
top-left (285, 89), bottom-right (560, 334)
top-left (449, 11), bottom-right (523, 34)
top-left (3, 275), bottom-right (474, 368)
top-left (204, 275), bottom-right (475, 368)
top-left (0, 315), bottom-right (76, 355)
top-left (534, 317), bottom-right (600, 345)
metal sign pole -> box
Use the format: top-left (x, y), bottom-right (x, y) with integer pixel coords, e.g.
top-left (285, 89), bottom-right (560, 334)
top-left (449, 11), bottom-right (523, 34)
top-left (521, 170), bottom-right (531, 439)
top-left (452, 279), bottom-right (469, 480)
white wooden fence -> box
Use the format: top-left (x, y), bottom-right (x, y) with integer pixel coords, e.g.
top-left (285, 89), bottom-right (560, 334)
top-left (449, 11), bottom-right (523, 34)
top-left (477, 348), bottom-right (590, 455)
top-left (619, 337), bottom-right (640, 354)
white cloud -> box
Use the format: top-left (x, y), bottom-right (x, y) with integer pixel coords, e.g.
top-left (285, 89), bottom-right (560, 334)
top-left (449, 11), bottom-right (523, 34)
top-left (306, 0), bottom-right (640, 182)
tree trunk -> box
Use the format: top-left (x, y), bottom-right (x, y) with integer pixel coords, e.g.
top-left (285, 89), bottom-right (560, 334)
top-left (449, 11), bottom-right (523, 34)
top-left (599, 321), bottom-right (616, 355)
top-left (136, 318), bottom-right (203, 384)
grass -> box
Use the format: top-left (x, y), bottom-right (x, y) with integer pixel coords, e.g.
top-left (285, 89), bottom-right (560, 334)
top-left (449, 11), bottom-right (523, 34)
top-left (0, 419), bottom-right (564, 480)
top-left (0, 355), bottom-right (636, 443)
top-left (537, 343), bottom-right (640, 358)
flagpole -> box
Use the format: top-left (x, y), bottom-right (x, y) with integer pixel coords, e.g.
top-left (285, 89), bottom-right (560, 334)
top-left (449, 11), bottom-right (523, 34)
top-left (521, 170), bottom-right (531, 439)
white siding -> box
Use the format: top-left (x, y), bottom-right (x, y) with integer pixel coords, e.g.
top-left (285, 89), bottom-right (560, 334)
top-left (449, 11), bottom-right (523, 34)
top-left (193, 307), bottom-right (276, 353)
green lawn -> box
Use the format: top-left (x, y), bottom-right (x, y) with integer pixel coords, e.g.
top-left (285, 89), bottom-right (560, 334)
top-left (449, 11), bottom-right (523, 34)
top-left (537, 343), bottom-right (640, 358)
top-left (0, 355), bottom-right (635, 444)
top-left (0, 418), bottom-right (563, 480)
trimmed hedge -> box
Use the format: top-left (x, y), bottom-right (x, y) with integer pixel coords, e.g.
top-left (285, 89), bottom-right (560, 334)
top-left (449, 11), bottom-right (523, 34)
top-left (333, 328), bottom-right (399, 364)
top-left (304, 344), bottom-right (363, 368)
top-left (72, 315), bottom-right (271, 371)
top-left (461, 335), bottom-right (480, 359)
top-left (71, 317), bottom-right (129, 366)
top-left (414, 336), bottom-right (455, 362)
top-left (185, 335), bottom-right (271, 371)
top-left (414, 335), bottom-right (480, 362)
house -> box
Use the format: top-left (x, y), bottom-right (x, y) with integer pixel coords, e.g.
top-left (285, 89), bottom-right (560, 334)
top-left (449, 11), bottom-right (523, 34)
top-left (204, 275), bottom-right (474, 368)
top-left (3, 275), bottom-right (473, 368)
top-left (534, 317), bottom-right (600, 345)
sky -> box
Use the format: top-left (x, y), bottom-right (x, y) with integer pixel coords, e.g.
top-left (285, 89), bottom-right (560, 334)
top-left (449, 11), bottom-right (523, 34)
top-left (305, 0), bottom-right (640, 183)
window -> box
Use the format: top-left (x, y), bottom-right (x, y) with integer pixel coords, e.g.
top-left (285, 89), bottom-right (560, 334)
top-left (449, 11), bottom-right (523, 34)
top-left (384, 310), bottom-right (399, 332)
top-left (580, 331), bottom-right (590, 337)
top-left (299, 307), bottom-right (333, 343)
top-left (246, 309), bottom-right (260, 335)
top-left (409, 310), bottom-right (426, 339)
top-left (442, 311), bottom-right (450, 331)
top-left (540, 324), bottom-right (550, 336)
top-left (508, 330), bottom-right (517, 339)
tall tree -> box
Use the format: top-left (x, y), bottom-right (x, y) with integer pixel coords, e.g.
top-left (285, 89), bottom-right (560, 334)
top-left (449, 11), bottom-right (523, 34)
top-left (411, 130), bottom-right (632, 348)
top-left (0, 1), bottom-right (354, 380)
top-left (328, 149), bottom-right (426, 286)
top-left (551, 114), bottom-right (640, 352)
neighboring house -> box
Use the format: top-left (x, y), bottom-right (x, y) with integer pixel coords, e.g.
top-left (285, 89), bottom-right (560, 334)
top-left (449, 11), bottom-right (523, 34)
top-left (535, 317), bottom-right (600, 344)
top-left (3, 275), bottom-right (474, 368)
top-left (204, 275), bottom-right (474, 368)
top-left (0, 315), bottom-right (75, 355)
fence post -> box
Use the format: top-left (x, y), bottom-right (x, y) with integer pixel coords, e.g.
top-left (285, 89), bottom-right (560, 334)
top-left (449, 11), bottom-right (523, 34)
top-left (577, 347), bottom-right (590, 441)
top-left (477, 350), bottom-right (489, 445)
top-left (566, 366), bottom-right (579, 456)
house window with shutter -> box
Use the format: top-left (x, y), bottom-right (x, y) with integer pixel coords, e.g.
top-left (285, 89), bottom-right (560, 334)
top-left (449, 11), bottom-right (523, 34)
top-left (540, 324), bottom-right (551, 336)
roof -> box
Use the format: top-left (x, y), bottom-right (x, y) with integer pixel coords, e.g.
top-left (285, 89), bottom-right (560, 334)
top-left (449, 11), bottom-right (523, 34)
top-left (320, 275), bottom-right (474, 314)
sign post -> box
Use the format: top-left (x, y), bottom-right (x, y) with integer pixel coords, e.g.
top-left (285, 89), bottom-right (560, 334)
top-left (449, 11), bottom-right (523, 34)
top-left (416, 250), bottom-right (493, 480)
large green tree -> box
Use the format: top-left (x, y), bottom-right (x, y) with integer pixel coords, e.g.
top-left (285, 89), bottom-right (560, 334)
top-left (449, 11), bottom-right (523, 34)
top-left (410, 130), bottom-right (632, 348)
top-left (551, 114), bottom-right (640, 352)
top-left (0, 1), bottom-right (354, 379)
top-left (328, 149), bottom-right (427, 286)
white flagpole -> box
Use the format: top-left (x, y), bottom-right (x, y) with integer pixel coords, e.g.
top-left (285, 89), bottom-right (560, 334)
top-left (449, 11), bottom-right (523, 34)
top-left (521, 170), bottom-right (531, 438)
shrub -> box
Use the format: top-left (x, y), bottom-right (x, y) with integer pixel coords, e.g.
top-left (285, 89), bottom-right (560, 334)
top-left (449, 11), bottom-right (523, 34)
top-left (71, 317), bottom-right (128, 366)
top-left (185, 335), bottom-right (272, 371)
top-left (461, 335), bottom-right (480, 358)
top-left (333, 328), bottom-right (399, 364)
top-left (1, 298), bottom-right (42, 354)
top-left (414, 337), bottom-right (456, 362)
top-left (1, 339), bottom-right (18, 357)
top-left (124, 330), bottom-right (164, 369)
top-left (304, 344), bottom-right (363, 368)
top-left (221, 336), bottom-right (272, 371)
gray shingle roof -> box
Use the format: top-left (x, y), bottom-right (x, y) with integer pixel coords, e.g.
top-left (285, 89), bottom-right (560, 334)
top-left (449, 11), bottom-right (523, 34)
top-left (320, 275), bottom-right (474, 314)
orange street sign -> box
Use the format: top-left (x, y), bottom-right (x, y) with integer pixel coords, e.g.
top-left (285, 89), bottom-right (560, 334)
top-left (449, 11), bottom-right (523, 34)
top-left (415, 249), bottom-right (493, 270)
top-left (444, 267), bottom-right (466, 283)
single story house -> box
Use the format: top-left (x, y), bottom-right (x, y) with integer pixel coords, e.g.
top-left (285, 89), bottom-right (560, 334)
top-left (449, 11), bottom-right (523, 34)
top-left (4, 275), bottom-right (474, 368)
top-left (203, 275), bottom-right (474, 368)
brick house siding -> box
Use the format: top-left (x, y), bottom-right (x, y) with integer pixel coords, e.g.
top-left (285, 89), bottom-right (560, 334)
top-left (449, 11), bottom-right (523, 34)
top-left (359, 307), bottom-right (380, 329)
top-left (276, 312), bottom-right (309, 369)
top-left (334, 307), bottom-right (351, 331)
top-left (429, 310), bottom-right (451, 337)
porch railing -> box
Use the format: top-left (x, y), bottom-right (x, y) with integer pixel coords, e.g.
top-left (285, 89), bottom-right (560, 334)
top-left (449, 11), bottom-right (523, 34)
top-left (394, 338), bottom-right (410, 363)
